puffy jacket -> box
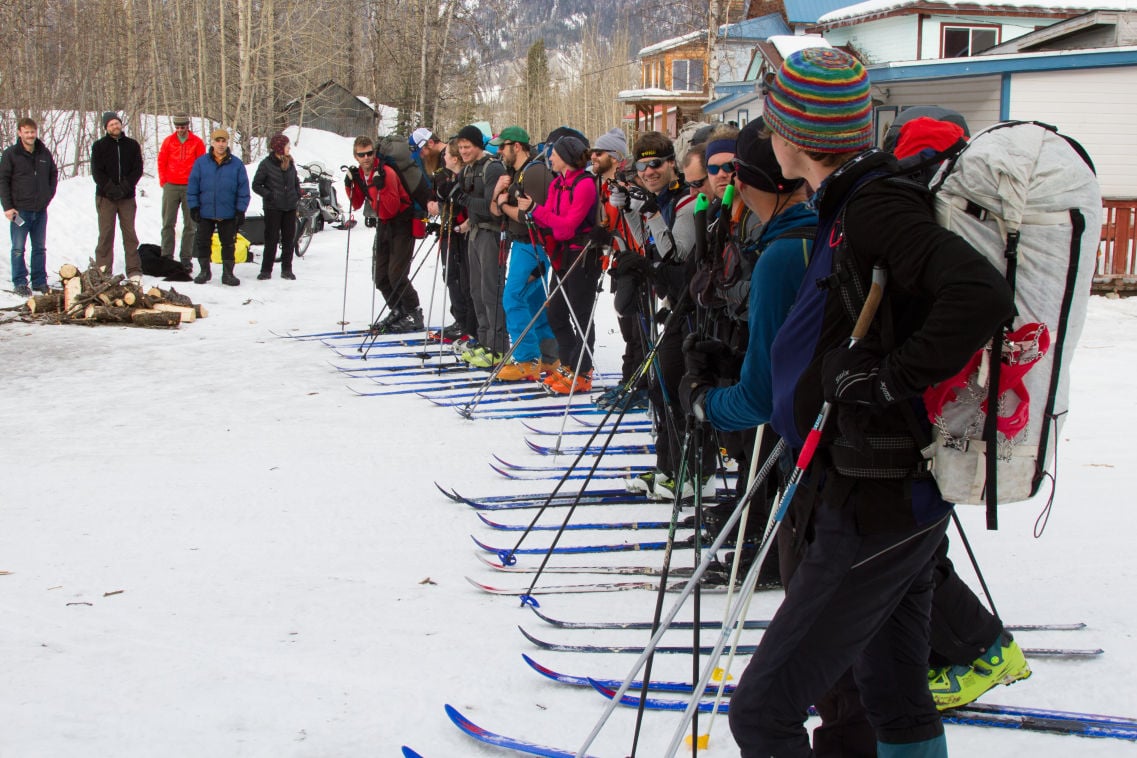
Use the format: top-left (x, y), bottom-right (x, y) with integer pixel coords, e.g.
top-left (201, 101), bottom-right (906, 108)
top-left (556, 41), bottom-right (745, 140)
top-left (252, 154), bottom-right (300, 212)
top-left (0, 139), bottom-right (57, 212)
top-left (187, 149), bottom-right (250, 220)
top-left (158, 131), bottom-right (206, 186)
top-left (91, 134), bottom-right (144, 200)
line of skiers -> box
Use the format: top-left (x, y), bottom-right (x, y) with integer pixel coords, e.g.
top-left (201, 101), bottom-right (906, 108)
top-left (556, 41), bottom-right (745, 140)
top-left (342, 49), bottom-right (1030, 758)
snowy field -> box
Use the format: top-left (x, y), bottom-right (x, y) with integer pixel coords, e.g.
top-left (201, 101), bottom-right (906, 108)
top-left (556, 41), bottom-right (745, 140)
top-left (2, 127), bottom-right (1136, 757)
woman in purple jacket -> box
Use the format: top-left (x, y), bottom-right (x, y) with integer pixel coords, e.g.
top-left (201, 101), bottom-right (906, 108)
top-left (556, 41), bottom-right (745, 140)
top-left (517, 135), bottom-right (600, 395)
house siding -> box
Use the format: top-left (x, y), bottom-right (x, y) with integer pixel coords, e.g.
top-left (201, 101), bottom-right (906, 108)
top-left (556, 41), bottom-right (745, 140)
top-left (1009, 67), bottom-right (1137, 198)
top-left (874, 75), bottom-right (1003, 131)
top-left (826, 16), bottom-right (919, 63)
top-left (919, 15), bottom-right (1056, 59)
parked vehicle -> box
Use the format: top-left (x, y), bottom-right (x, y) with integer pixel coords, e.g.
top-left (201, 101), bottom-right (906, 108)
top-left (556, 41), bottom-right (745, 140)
top-left (295, 162), bottom-right (346, 256)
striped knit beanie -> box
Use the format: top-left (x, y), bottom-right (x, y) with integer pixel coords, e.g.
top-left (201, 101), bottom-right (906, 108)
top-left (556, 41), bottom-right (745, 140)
top-left (763, 48), bottom-right (872, 154)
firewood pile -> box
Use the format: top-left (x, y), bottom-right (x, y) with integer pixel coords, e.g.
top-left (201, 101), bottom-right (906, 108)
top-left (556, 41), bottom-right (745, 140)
top-left (23, 260), bottom-right (208, 328)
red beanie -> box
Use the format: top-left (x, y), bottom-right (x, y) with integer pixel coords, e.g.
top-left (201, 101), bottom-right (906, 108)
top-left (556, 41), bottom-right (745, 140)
top-left (894, 117), bottom-right (966, 160)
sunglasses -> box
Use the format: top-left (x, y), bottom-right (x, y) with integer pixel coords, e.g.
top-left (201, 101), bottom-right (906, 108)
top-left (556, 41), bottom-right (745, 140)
top-left (688, 177), bottom-right (707, 189)
top-left (635, 155), bottom-right (672, 172)
top-left (707, 160), bottom-right (736, 176)
top-left (355, 150), bottom-right (375, 158)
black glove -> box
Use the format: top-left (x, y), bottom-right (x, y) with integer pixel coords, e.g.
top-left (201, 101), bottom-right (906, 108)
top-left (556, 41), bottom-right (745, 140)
top-left (589, 225), bottom-right (613, 247)
top-left (235, 211), bottom-right (245, 227)
top-left (424, 221), bottom-right (442, 236)
top-left (679, 333), bottom-right (734, 421)
top-left (613, 249), bottom-right (651, 281)
top-left (627, 186), bottom-right (659, 216)
top-left (345, 167), bottom-right (361, 190)
top-left (190, 207), bottom-right (201, 223)
top-left (365, 216), bottom-right (378, 228)
top-left (820, 345), bottom-right (901, 407)
top-left (370, 169), bottom-right (385, 190)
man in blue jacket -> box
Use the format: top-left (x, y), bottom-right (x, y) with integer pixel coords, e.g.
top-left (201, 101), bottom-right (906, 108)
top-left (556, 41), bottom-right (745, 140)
top-left (187, 128), bottom-right (250, 286)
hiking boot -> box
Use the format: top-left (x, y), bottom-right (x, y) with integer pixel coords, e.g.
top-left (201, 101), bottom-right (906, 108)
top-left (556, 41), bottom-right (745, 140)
top-left (496, 359), bottom-right (543, 382)
top-left (546, 368), bottom-right (592, 395)
top-left (468, 349), bottom-right (503, 369)
top-left (193, 259), bottom-right (211, 284)
top-left (372, 310), bottom-right (401, 334)
top-left (257, 271), bottom-right (272, 280)
top-left (625, 470), bottom-right (662, 496)
top-left (221, 263), bottom-right (240, 286)
top-left (594, 386), bottom-right (624, 409)
top-left (653, 474), bottom-right (716, 502)
top-left (180, 259), bottom-right (194, 275)
top-left (623, 387), bottom-right (650, 410)
top-left (281, 270), bottom-right (296, 280)
top-left (459, 344), bottom-right (485, 364)
top-left (36, 285), bottom-right (51, 295)
top-left (441, 323), bottom-right (464, 341)
top-left (14, 285), bottom-right (32, 298)
top-left (386, 308), bottom-right (424, 334)
top-left (929, 634), bottom-right (1032, 710)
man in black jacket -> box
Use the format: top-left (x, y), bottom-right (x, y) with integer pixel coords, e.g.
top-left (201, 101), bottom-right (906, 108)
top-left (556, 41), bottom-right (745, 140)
top-left (91, 111), bottom-right (144, 282)
top-left (0, 117), bottom-right (57, 297)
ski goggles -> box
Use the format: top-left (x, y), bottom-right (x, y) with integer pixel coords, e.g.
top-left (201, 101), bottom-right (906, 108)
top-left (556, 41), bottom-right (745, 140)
top-left (635, 154), bottom-right (673, 172)
top-left (706, 160), bottom-right (736, 176)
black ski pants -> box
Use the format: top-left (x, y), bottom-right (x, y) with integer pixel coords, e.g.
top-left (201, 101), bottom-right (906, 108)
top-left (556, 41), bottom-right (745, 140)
top-left (374, 216), bottom-right (420, 314)
top-left (441, 230), bottom-right (477, 336)
top-left (649, 322), bottom-right (717, 478)
top-left (261, 208), bottom-right (296, 275)
top-left (195, 217), bottom-right (237, 263)
top-left (547, 249), bottom-right (602, 374)
top-left (729, 474), bottom-right (949, 757)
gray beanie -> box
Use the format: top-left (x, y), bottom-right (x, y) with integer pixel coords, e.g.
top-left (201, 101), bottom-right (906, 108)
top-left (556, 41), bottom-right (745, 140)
top-left (102, 111), bottom-right (122, 130)
top-left (593, 128), bottom-right (627, 159)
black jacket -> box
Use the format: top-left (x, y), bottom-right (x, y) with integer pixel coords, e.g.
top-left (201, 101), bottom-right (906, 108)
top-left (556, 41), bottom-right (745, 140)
top-left (0, 139), bottom-right (58, 212)
top-left (91, 134), bottom-right (144, 200)
top-left (251, 154), bottom-right (300, 212)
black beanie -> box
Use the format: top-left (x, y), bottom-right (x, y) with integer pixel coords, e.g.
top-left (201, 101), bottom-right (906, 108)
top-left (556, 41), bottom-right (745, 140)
top-left (735, 118), bottom-right (804, 195)
top-left (553, 135), bottom-right (587, 166)
top-left (457, 124), bottom-right (485, 148)
top-left (102, 111), bottom-right (121, 130)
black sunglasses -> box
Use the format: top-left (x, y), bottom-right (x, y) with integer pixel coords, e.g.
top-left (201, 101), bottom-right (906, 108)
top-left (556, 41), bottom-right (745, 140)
top-left (635, 155), bottom-right (672, 172)
top-left (707, 160), bottom-right (736, 176)
top-left (355, 149), bottom-right (375, 158)
top-left (688, 177), bottom-right (707, 189)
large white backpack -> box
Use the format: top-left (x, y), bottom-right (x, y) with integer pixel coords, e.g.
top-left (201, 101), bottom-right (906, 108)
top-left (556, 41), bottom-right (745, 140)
top-left (921, 121), bottom-right (1101, 528)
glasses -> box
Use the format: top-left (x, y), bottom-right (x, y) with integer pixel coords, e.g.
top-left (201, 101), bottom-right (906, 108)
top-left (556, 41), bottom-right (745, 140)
top-left (687, 177), bottom-right (707, 189)
top-left (499, 141), bottom-right (515, 149)
top-left (635, 155), bottom-right (672, 172)
top-left (707, 160), bottom-right (736, 176)
top-left (355, 149), bottom-right (375, 158)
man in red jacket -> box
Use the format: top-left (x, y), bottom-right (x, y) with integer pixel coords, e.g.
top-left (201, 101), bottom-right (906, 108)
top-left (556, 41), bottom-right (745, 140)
top-left (158, 113), bottom-right (206, 273)
top-left (345, 135), bottom-right (421, 333)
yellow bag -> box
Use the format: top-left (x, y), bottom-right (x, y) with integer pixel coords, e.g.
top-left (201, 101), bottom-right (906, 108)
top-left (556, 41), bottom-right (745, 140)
top-left (210, 232), bottom-right (252, 263)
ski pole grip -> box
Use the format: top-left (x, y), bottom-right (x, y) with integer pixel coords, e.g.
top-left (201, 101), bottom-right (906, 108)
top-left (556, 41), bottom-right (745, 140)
top-left (851, 265), bottom-right (888, 343)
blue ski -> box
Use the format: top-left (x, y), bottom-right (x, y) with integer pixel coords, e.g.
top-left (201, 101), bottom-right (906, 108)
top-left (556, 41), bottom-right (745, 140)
top-left (525, 438), bottom-right (654, 456)
top-left (490, 454), bottom-right (650, 474)
top-left (471, 534), bottom-right (684, 555)
top-left (444, 704), bottom-right (598, 757)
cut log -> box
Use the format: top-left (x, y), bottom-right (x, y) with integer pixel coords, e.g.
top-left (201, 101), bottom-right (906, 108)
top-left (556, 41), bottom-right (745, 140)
top-left (152, 302), bottom-right (196, 323)
top-left (193, 304), bottom-right (209, 319)
top-left (63, 277), bottom-right (82, 311)
top-left (146, 286), bottom-right (164, 299)
top-left (122, 290), bottom-right (137, 306)
top-left (83, 305), bottom-right (133, 323)
top-left (130, 310), bottom-right (180, 328)
top-left (98, 293), bottom-right (113, 305)
top-left (58, 263), bottom-right (80, 280)
top-left (27, 293), bottom-right (63, 313)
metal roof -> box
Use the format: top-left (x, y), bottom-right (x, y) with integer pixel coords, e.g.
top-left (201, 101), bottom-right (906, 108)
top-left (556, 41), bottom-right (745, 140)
top-left (782, 0), bottom-right (863, 23)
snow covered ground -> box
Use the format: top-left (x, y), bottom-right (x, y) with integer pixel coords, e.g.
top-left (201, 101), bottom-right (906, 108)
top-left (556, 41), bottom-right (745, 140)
top-left (2, 128), bottom-right (1136, 757)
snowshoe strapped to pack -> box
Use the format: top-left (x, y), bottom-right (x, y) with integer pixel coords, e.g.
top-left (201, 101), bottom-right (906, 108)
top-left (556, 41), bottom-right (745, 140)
top-left (921, 121), bottom-right (1101, 526)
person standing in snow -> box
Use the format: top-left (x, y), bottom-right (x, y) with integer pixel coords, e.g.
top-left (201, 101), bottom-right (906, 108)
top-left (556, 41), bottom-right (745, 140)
top-left (0, 117), bottom-right (57, 297)
top-left (251, 132), bottom-right (300, 281)
top-left (345, 135), bottom-right (423, 333)
top-left (725, 47), bottom-right (1015, 758)
top-left (157, 113), bottom-right (206, 274)
top-left (91, 111), bottom-right (144, 282)
top-left (187, 128), bottom-right (250, 287)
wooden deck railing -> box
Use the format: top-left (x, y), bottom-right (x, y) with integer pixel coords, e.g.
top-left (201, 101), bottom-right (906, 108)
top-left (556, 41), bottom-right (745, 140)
top-left (1097, 199), bottom-right (1137, 293)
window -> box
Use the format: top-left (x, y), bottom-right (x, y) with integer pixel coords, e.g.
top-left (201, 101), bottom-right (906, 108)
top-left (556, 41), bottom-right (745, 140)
top-left (737, 110), bottom-right (749, 128)
top-left (671, 59), bottom-right (705, 92)
top-left (941, 25), bottom-right (999, 57)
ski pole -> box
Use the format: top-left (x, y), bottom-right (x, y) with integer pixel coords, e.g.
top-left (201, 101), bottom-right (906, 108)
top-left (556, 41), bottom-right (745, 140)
top-left (457, 243), bottom-right (589, 417)
top-left (340, 210), bottom-right (354, 332)
top-left (358, 232), bottom-right (437, 357)
top-left (575, 436), bottom-right (788, 758)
